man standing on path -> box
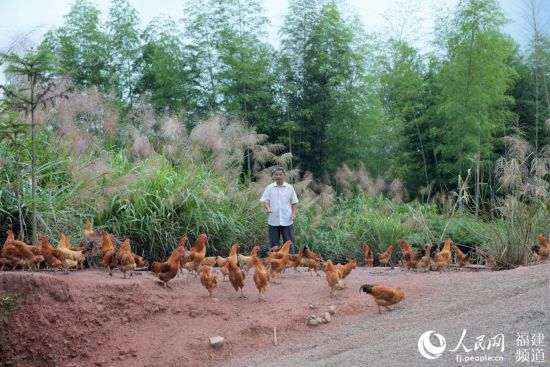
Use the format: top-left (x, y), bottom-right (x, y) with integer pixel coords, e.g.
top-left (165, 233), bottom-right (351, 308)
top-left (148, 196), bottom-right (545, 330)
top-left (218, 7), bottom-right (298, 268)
top-left (260, 166), bottom-right (298, 254)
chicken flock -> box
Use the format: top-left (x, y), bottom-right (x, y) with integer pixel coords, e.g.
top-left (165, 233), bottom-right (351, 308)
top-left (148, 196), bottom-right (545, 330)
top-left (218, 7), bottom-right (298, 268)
top-left (1, 219), bottom-right (548, 314)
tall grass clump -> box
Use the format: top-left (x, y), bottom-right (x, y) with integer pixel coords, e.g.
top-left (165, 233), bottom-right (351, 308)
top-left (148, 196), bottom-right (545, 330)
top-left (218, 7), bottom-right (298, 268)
top-left (290, 166), bottom-right (414, 263)
top-left (96, 156), bottom-right (266, 259)
top-left (0, 128), bottom-right (88, 243)
top-left (1, 91), bottom-right (290, 257)
top-left (483, 135), bottom-right (550, 267)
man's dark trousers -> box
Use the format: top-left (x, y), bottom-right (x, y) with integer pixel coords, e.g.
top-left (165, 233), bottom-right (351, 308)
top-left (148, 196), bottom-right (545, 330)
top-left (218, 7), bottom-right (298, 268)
top-left (268, 225), bottom-right (295, 254)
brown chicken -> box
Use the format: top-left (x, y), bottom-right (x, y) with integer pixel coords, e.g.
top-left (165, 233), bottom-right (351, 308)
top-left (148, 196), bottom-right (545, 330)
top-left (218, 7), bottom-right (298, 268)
top-left (301, 248), bottom-right (322, 276)
top-left (288, 246), bottom-right (304, 271)
top-left (365, 251), bottom-right (374, 268)
top-left (31, 255), bottom-right (45, 270)
top-left (264, 241), bottom-right (291, 275)
top-left (60, 232), bottom-right (84, 252)
top-left (7, 239), bottom-right (41, 256)
top-left (216, 255), bottom-right (227, 268)
top-left (534, 234), bottom-right (549, 260)
top-left (238, 245), bottom-right (260, 273)
top-left (132, 253), bottom-right (148, 268)
top-left (0, 257), bottom-right (26, 270)
top-left (267, 240), bottom-right (292, 260)
top-left (183, 261), bottom-right (196, 274)
top-left (151, 261), bottom-right (163, 277)
top-left (213, 243), bottom-right (239, 281)
top-left (359, 284), bottom-right (405, 313)
top-left (323, 260), bottom-right (342, 297)
top-left (177, 236), bottom-right (190, 275)
top-left (362, 244), bottom-right (371, 266)
top-left (227, 243), bottom-right (240, 263)
top-left (4, 229), bottom-right (15, 245)
top-left (101, 231), bottom-right (117, 276)
top-left (336, 260), bottom-right (356, 280)
top-left (1, 230), bottom-right (17, 269)
top-left (116, 239), bottom-right (136, 278)
top-left (420, 245), bottom-right (432, 272)
top-left (85, 219), bottom-right (94, 238)
top-left (200, 265), bottom-right (218, 297)
top-left (433, 239), bottom-right (452, 273)
top-left (302, 245), bottom-right (323, 262)
top-left (398, 239), bottom-right (413, 255)
top-left (479, 251), bottom-right (497, 270)
top-left (58, 233), bottom-right (85, 270)
top-left (6, 240), bottom-right (44, 271)
top-left (378, 245), bottom-right (394, 268)
top-left (216, 256), bottom-right (229, 281)
top-left (227, 257), bottom-right (246, 299)
top-left (264, 251), bottom-right (290, 283)
top-left (252, 255), bottom-right (269, 302)
top-left (187, 234), bottom-right (208, 274)
top-left (202, 256), bottom-right (217, 267)
top-left (399, 239), bottom-right (421, 271)
top-left (404, 250), bottom-right (422, 271)
top-left (38, 236), bottom-right (64, 271)
top-left (152, 246), bottom-right (185, 288)
top-left (453, 244), bottom-right (469, 267)
top-left (1, 232), bottom-right (27, 270)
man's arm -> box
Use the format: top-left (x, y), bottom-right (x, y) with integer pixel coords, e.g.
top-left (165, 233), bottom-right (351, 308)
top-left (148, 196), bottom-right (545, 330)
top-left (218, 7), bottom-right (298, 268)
top-left (260, 186), bottom-right (272, 213)
top-left (290, 186), bottom-right (298, 221)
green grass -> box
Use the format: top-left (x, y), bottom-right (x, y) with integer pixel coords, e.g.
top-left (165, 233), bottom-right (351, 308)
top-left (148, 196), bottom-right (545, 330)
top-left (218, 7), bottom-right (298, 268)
top-left (96, 157), bottom-right (266, 258)
top-left (1, 128), bottom-right (548, 267)
top-left (0, 292), bottom-right (18, 312)
top-left (478, 197), bottom-right (545, 268)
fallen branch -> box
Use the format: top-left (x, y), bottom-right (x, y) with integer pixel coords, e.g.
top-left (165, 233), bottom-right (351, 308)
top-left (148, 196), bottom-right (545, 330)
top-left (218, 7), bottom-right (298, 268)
top-left (39, 268), bottom-right (78, 273)
top-left (448, 264), bottom-right (486, 270)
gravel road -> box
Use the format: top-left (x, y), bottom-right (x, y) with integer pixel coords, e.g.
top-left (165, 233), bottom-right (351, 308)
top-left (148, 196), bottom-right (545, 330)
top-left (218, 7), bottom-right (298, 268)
top-left (232, 262), bottom-right (550, 367)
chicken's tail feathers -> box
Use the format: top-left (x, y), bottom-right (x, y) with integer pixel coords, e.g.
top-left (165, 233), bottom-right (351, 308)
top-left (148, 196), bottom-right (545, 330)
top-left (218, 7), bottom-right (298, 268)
top-left (150, 261), bottom-right (161, 275)
top-left (359, 284), bottom-right (374, 294)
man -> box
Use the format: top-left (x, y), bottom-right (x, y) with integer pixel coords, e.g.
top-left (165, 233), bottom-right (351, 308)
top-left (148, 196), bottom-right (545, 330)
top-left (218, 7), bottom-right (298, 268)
top-left (260, 166), bottom-right (298, 254)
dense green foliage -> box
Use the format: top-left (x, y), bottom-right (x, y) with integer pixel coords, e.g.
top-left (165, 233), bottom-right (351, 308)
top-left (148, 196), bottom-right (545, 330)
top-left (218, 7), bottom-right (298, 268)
top-left (31, 0), bottom-right (550, 194)
top-left (1, 0), bottom-right (550, 266)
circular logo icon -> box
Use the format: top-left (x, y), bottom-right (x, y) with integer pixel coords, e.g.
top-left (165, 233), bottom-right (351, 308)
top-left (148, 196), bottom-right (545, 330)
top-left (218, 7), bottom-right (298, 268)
top-left (418, 330), bottom-right (446, 360)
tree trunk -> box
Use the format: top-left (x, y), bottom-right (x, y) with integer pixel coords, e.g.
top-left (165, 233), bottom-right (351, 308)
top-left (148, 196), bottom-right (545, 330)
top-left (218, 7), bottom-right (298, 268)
top-left (475, 157), bottom-right (480, 216)
top-left (288, 121), bottom-right (293, 172)
top-left (237, 1), bottom-right (251, 185)
top-left (458, 174), bottom-right (463, 210)
top-left (414, 119), bottom-right (429, 194)
top-left (488, 160), bottom-right (494, 218)
top-left (534, 67), bottom-right (540, 154)
top-left (31, 74), bottom-right (37, 244)
top-left (14, 133), bottom-right (25, 241)
top-left (461, 25), bottom-right (476, 179)
top-left (530, 0), bottom-right (541, 154)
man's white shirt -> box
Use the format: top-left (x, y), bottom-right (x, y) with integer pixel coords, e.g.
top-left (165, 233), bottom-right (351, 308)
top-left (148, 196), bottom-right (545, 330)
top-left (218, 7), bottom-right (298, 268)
top-left (260, 181), bottom-right (299, 226)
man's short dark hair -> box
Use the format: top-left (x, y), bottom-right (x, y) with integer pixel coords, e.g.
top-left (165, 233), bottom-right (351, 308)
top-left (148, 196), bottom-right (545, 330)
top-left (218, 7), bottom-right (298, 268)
top-left (272, 166), bottom-right (286, 175)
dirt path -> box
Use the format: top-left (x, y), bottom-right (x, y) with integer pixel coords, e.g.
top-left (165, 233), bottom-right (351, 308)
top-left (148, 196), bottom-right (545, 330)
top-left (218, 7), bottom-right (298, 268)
top-left (231, 262), bottom-right (550, 367)
top-left (1, 262), bottom-right (548, 367)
